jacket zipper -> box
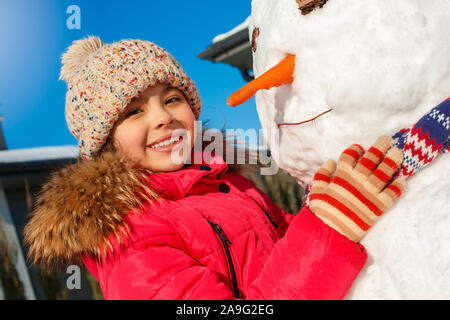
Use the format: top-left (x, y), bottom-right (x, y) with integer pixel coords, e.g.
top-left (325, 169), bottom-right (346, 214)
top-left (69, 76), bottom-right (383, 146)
top-left (208, 220), bottom-right (240, 299)
top-left (263, 210), bottom-right (279, 229)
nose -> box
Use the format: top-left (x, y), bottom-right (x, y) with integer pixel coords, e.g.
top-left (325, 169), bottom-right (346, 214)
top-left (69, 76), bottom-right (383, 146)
top-left (152, 104), bottom-right (174, 129)
top-left (227, 54), bottom-right (296, 107)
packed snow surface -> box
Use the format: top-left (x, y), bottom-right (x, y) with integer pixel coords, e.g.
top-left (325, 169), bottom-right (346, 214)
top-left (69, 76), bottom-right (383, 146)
top-left (249, 0), bottom-right (450, 299)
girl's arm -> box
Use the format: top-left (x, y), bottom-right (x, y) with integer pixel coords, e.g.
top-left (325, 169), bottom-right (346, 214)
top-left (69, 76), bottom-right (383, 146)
top-left (245, 205), bottom-right (367, 299)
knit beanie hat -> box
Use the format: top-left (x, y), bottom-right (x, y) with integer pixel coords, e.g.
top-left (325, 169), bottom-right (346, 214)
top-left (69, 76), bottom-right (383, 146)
top-left (59, 36), bottom-right (202, 161)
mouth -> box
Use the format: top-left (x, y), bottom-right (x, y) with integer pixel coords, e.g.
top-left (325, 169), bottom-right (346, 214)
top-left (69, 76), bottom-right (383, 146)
top-left (147, 133), bottom-right (185, 153)
top-left (277, 108), bottom-right (333, 128)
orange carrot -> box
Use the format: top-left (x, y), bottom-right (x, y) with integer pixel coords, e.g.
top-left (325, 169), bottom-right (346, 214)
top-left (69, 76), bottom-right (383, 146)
top-left (227, 54), bottom-right (296, 107)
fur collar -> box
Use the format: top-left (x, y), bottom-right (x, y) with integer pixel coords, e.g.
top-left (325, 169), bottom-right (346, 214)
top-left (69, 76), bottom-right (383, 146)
top-left (23, 151), bottom-right (157, 270)
top-left (23, 135), bottom-right (255, 271)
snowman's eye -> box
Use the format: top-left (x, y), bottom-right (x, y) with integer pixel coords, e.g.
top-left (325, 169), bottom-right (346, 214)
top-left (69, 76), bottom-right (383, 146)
top-left (252, 27), bottom-right (260, 53)
top-left (296, 0), bottom-right (329, 15)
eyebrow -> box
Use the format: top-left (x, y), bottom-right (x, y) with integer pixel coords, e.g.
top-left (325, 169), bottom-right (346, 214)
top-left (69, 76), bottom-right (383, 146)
top-left (127, 86), bottom-right (180, 106)
top-left (133, 86), bottom-right (178, 100)
top-left (163, 86), bottom-right (180, 94)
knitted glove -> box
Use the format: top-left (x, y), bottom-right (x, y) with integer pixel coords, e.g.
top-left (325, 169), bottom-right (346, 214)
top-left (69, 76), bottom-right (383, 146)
top-left (309, 135), bottom-right (406, 242)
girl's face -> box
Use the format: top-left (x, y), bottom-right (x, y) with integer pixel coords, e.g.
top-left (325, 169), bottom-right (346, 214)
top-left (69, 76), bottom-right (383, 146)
top-left (111, 84), bottom-right (196, 172)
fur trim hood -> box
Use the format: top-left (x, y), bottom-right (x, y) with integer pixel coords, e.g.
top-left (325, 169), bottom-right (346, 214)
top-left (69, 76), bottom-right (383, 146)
top-left (23, 151), bottom-right (157, 270)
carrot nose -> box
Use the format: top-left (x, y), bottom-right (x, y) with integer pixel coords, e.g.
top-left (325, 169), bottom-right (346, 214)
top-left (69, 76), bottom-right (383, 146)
top-left (227, 54), bottom-right (296, 107)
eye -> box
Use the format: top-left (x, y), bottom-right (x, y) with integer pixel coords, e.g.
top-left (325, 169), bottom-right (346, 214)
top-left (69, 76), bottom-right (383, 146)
top-left (125, 109), bottom-right (141, 118)
top-left (252, 27), bottom-right (260, 53)
top-left (297, 0), bottom-right (329, 15)
top-left (165, 96), bottom-right (182, 104)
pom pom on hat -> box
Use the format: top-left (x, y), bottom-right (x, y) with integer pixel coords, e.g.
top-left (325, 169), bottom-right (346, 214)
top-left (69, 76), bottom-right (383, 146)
top-left (59, 36), bottom-right (105, 82)
top-left (60, 36), bottom-right (201, 161)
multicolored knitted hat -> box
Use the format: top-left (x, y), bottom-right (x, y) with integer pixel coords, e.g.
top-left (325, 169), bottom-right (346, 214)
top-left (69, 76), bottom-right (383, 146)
top-left (60, 36), bottom-right (202, 160)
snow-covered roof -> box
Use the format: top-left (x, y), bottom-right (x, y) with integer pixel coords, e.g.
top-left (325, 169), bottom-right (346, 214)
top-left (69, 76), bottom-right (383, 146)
top-left (0, 146), bottom-right (79, 164)
top-left (213, 17), bottom-right (250, 43)
top-left (197, 17), bottom-right (253, 80)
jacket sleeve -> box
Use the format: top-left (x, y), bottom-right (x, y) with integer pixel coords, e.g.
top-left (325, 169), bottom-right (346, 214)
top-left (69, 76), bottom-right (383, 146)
top-left (226, 172), bottom-right (367, 299)
top-left (246, 206), bottom-right (367, 299)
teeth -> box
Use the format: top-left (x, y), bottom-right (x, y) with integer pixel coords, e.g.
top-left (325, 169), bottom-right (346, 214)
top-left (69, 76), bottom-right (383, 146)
top-left (151, 136), bottom-right (181, 148)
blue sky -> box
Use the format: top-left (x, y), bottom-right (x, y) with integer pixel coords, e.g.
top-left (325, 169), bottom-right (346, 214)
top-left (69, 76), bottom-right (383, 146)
top-left (0, 0), bottom-right (258, 150)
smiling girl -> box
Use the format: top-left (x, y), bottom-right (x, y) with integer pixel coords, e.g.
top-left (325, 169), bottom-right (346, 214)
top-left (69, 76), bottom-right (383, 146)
top-left (24, 36), bottom-right (406, 300)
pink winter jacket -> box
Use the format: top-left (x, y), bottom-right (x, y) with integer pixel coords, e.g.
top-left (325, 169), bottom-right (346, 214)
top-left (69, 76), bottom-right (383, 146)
top-left (24, 151), bottom-right (367, 300)
top-left (83, 157), bottom-right (366, 300)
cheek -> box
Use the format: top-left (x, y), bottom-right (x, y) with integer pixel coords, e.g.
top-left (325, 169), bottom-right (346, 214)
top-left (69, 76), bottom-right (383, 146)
top-left (177, 106), bottom-right (196, 134)
top-left (114, 124), bottom-right (144, 153)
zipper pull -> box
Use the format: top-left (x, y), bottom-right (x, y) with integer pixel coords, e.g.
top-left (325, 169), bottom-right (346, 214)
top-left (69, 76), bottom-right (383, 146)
top-left (208, 221), bottom-right (232, 246)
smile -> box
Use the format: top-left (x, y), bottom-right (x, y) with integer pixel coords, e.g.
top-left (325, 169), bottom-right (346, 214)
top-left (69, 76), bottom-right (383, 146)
top-left (148, 134), bottom-right (184, 152)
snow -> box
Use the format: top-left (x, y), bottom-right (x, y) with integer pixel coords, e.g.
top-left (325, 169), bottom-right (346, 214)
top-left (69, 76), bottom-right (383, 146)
top-left (0, 145), bottom-right (79, 164)
top-left (213, 17), bottom-right (250, 43)
top-left (249, 0), bottom-right (450, 299)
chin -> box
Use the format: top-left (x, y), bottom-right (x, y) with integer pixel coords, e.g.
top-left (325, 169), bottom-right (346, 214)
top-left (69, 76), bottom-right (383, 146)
top-left (155, 163), bottom-right (185, 173)
top-left (141, 151), bottom-right (188, 172)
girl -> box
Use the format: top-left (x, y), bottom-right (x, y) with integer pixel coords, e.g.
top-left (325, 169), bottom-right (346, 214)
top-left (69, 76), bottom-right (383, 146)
top-left (24, 36), bottom-right (405, 300)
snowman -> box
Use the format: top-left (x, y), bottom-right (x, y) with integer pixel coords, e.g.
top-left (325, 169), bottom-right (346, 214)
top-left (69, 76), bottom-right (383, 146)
top-left (228, 0), bottom-right (450, 299)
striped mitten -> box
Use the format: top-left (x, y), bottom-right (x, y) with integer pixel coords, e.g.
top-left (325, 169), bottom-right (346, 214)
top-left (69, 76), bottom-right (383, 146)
top-left (309, 135), bottom-right (406, 242)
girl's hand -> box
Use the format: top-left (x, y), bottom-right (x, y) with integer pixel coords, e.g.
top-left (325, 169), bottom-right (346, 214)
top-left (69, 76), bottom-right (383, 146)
top-left (309, 136), bottom-right (406, 242)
